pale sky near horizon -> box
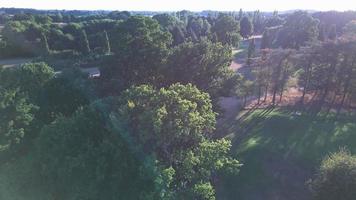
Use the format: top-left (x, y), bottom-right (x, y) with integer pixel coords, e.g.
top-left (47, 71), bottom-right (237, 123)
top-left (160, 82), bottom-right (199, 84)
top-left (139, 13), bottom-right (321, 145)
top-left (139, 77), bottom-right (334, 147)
top-left (0, 0), bottom-right (356, 12)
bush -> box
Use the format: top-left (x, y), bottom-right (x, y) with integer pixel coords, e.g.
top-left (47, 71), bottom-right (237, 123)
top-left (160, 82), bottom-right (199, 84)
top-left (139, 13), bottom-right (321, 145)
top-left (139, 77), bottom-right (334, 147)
top-left (310, 149), bottom-right (356, 200)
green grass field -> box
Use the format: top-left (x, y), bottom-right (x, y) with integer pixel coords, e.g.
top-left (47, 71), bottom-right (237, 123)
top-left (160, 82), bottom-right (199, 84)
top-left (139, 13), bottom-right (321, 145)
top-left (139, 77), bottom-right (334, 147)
top-left (217, 108), bottom-right (356, 200)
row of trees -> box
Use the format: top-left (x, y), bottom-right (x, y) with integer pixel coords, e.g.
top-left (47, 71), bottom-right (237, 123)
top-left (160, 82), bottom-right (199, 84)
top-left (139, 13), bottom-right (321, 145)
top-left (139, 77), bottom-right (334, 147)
top-left (0, 9), bottom-right (281, 59)
top-left (241, 20), bottom-right (356, 112)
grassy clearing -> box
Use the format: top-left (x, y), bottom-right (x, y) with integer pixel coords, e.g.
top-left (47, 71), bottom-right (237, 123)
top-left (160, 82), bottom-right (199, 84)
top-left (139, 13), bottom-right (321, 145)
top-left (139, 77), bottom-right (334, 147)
top-left (217, 108), bottom-right (356, 200)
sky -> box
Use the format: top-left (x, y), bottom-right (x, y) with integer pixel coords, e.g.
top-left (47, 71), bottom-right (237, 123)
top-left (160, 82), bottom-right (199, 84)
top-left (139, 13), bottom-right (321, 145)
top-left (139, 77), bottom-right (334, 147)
top-left (1, 0), bottom-right (356, 11)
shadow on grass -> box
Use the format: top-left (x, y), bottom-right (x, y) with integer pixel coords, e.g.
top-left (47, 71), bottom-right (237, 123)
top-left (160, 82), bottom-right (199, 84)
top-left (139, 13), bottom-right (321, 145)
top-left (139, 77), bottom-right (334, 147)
top-left (217, 108), bottom-right (356, 200)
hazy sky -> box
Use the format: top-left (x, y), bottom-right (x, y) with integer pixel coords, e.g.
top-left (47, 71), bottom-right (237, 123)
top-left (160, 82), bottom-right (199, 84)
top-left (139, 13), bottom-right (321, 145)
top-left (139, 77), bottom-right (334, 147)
top-left (1, 0), bottom-right (356, 11)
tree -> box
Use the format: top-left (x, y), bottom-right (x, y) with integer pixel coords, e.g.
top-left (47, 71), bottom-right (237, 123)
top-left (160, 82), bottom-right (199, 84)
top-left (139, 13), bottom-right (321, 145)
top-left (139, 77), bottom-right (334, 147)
top-left (238, 9), bottom-right (243, 21)
top-left (165, 40), bottom-right (235, 99)
top-left (328, 24), bottom-right (337, 40)
top-left (246, 38), bottom-right (256, 66)
top-left (310, 149), bottom-right (356, 200)
top-left (1, 21), bottom-right (34, 57)
top-left (116, 84), bottom-right (240, 199)
top-left (240, 16), bottom-right (253, 39)
top-left (0, 87), bottom-right (35, 154)
top-left (252, 50), bottom-right (271, 104)
top-left (39, 68), bottom-right (95, 123)
top-left (343, 20), bottom-right (356, 36)
top-left (252, 10), bottom-right (264, 34)
top-left (79, 29), bottom-right (90, 54)
top-left (296, 39), bottom-right (356, 109)
top-left (0, 62), bottom-right (54, 103)
top-left (187, 16), bottom-right (211, 41)
top-left (275, 11), bottom-right (319, 49)
top-left (318, 23), bottom-right (327, 41)
top-left (211, 13), bottom-right (240, 47)
top-left (260, 30), bottom-right (270, 49)
top-left (108, 11), bottom-right (131, 20)
top-left (103, 30), bottom-right (111, 54)
top-left (40, 32), bottom-right (50, 54)
top-left (0, 62), bottom-right (54, 155)
top-left (269, 50), bottom-right (293, 105)
top-left (117, 84), bottom-right (216, 162)
top-left (153, 13), bottom-right (186, 46)
top-left (35, 104), bottom-right (159, 200)
top-left (101, 16), bottom-right (172, 92)
top-left (236, 77), bottom-right (254, 107)
top-left (153, 13), bottom-right (181, 31)
top-left (265, 15), bottom-right (285, 28)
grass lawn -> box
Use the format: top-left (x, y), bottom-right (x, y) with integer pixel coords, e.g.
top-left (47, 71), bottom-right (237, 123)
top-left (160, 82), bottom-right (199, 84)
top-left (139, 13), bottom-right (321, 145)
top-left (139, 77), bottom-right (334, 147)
top-left (217, 108), bottom-right (356, 200)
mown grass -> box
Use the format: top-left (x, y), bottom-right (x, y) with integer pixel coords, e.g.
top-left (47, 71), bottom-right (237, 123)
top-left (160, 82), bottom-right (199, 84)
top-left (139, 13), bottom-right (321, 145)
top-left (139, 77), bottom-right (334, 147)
top-left (217, 108), bottom-right (356, 200)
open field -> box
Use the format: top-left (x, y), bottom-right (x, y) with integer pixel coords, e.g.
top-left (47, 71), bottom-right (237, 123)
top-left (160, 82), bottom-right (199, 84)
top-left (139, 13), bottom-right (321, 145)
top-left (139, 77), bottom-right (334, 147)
top-left (217, 107), bottom-right (356, 200)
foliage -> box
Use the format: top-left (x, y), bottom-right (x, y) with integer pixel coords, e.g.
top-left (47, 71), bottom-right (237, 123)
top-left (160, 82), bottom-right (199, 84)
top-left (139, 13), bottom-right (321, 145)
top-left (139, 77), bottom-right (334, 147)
top-left (275, 11), bottom-right (319, 49)
top-left (36, 104), bottom-right (158, 200)
top-left (166, 40), bottom-right (234, 98)
top-left (117, 84), bottom-right (216, 162)
top-left (101, 16), bottom-right (172, 91)
top-left (0, 87), bottom-right (35, 153)
top-left (0, 62), bottom-right (54, 103)
top-left (117, 84), bottom-right (240, 199)
top-left (343, 20), bottom-right (356, 35)
top-left (211, 13), bottom-right (240, 47)
top-left (240, 16), bottom-right (253, 39)
top-left (311, 149), bottom-right (356, 200)
top-left (192, 182), bottom-right (216, 200)
top-left (39, 68), bottom-right (95, 122)
top-left (0, 62), bottom-right (54, 155)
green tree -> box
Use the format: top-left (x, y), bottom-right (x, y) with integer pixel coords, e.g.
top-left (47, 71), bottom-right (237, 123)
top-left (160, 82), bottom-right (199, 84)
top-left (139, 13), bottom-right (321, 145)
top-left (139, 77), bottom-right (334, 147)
top-left (343, 20), bottom-right (356, 35)
top-left (101, 16), bottom-right (172, 92)
top-left (0, 87), bottom-right (35, 153)
top-left (236, 77), bottom-right (254, 107)
top-left (211, 13), bottom-right (240, 47)
top-left (238, 9), bottom-right (243, 20)
top-left (247, 38), bottom-right (256, 66)
top-left (328, 24), bottom-right (337, 40)
top-left (165, 40), bottom-right (235, 99)
top-left (39, 68), bottom-right (95, 123)
top-left (36, 104), bottom-right (159, 200)
top-left (0, 62), bottom-right (54, 155)
top-left (117, 84), bottom-right (216, 163)
top-left (152, 13), bottom-right (186, 46)
top-left (103, 30), bottom-right (111, 54)
top-left (187, 16), bottom-right (211, 41)
top-left (117, 84), bottom-right (240, 199)
top-left (240, 16), bottom-right (253, 39)
top-left (275, 11), bottom-right (319, 49)
top-left (40, 32), bottom-right (50, 54)
top-left (260, 30), bottom-right (271, 49)
top-left (0, 62), bottom-right (54, 103)
top-left (79, 29), bottom-right (90, 54)
top-left (310, 149), bottom-right (356, 200)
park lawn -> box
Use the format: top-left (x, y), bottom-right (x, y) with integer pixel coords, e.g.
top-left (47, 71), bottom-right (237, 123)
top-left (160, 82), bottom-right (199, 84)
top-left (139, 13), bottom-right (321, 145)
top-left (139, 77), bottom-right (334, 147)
top-left (217, 108), bottom-right (356, 200)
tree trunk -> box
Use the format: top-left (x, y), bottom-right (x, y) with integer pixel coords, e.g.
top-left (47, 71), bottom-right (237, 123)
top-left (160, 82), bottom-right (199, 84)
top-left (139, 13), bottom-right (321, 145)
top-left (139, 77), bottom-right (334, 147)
top-left (279, 88), bottom-right (284, 103)
top-left (272, 85), bottom-right (278, 105)
top-left (243, 96), bottom-right (247, 108)
top-left (264, 84), bottom-right (269, 102)
top-left (257, 85), bottom-right (262, 104)
top-left (301, 60), bottom-right (313, 104)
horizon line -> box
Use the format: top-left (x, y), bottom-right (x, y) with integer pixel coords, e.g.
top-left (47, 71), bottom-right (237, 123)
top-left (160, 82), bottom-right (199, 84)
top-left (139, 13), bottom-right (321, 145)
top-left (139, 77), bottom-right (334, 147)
top-left (1, 7), bottom-right (355, 13)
